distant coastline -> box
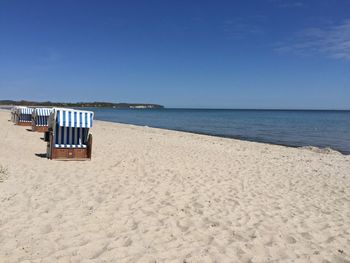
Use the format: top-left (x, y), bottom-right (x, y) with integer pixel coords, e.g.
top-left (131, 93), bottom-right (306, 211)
top-left (0, 100), bottom-right (164, 109)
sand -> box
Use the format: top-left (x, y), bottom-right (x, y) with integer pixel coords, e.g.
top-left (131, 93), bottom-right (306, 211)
top-left (0, 109), bottom-right (349, 263)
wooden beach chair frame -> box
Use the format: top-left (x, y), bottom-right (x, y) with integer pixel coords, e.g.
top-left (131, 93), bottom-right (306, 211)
top-left (46, 108), bottom-right (94, 160)
top-left (15, 107), bottom-right (33, 126)
top-left (31, 108), bottom-right (52, 132)
top-left (47, 131), bottom-right (92, 160)
top-left (32, 124), bottom-right (49, 132)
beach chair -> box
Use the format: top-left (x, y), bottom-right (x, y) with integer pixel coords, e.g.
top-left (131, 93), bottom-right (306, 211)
top-left (46, 108), bottom-right (94, 160)
top-left (15, 107), bottom-right (34, 126)
top-left (10, 107), bottom-right (17, 122)
top-left (10, 106), bottom-right (24, 123)
top-left (31, 108), bottom-right (52, 132)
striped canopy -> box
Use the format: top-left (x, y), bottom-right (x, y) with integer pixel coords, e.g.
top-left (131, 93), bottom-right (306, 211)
top-left (53, 108), bottom-right (94, 128)
top-left (34, 108), bottom-right (52, 116)
top-left (12, 106), bottom-right (25, 111)
top-left (18, 107), bottom-right (34, 115)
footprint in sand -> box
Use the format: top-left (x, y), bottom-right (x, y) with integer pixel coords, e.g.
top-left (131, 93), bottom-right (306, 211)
top-left (123, 238), bottom-right (133, 247)
top-left (285, 235), bottom-right (297, 244)
top-left (301, 232), bottom-right (313, 240)
top-left (39, 224), bottom-right (52, 234)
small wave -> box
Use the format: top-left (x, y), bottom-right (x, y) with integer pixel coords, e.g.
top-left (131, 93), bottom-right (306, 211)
top-left (300, 146), bottom-right (342, 155)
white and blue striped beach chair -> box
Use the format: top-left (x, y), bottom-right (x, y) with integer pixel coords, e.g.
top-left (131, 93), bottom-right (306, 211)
top-left (31, 108), bottom-right (52, 132)
top-left (46, 108), bottom-right (94, 160)
top-left (10, 106), bottom-right (25, 123)
top-left (15, 107), bottom-right (34, 126)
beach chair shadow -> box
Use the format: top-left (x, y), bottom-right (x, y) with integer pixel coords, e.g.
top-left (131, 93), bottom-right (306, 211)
top-left (35, 153), bottom-right (47, 158)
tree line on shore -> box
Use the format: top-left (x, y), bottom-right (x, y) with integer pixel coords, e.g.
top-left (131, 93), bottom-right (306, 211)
top-left (0, 100), bottom-right (164, 109)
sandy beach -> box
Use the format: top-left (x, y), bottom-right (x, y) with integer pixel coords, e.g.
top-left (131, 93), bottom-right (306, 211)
top-left (0, 109), bottom-right (349, 262)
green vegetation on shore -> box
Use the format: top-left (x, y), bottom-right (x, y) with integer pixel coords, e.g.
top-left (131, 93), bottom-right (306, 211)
top-left (0, 100), bottom-right (164, 109)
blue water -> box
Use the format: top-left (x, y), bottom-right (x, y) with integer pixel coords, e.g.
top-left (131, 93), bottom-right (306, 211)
top-left (88, 108), bottom-right (350, 155)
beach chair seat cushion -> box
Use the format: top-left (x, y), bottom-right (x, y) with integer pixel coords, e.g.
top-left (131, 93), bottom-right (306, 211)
top-left (54, 144), bottom-right (87, 148)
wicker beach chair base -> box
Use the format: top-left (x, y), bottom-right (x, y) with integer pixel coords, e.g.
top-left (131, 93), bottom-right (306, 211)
top-left (16, 122), bottom-right (32, 126)
top-left (32, 124), bottom-right (49, 132)
top-left (47, 133), bottom-right (92, 160)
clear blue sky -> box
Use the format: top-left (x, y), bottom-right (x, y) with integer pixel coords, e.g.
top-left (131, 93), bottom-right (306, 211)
top-left (1, 0), bottom-right (349, 109)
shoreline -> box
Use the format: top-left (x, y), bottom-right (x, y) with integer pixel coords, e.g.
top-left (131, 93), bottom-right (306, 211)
top-left (98, 120), bottom-right (350, 155)
top-left (2, 107), bottom-right (349, 155)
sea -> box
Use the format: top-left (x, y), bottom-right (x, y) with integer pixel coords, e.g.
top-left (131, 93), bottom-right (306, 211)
top-left (88, 108), bottom-right (350, 155)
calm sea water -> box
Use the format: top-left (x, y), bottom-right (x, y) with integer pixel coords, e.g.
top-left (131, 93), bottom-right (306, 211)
top-left (88, 108), bottom-right (350, 154)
